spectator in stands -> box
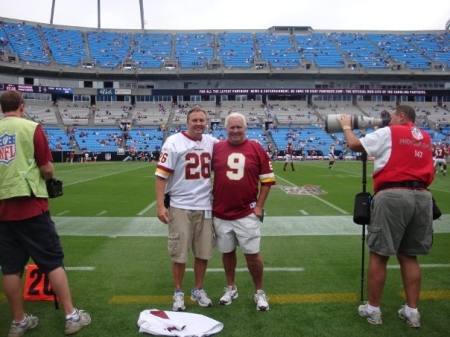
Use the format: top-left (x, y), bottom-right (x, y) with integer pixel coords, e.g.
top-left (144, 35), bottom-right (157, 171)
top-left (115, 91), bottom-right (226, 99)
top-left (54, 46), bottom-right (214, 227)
top-left (0, 90), bottom-right (91, 336)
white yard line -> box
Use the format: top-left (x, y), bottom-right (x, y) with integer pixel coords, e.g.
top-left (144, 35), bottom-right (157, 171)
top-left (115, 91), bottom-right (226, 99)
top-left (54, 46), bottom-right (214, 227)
top-left (62, 165), bottom-right (145, 187)
top-left (187, 267), bottom-right (305, 272)
top-left (137, 201), bottom-right (156, 216)
top-left (53, 215), bottom-right (450, 237)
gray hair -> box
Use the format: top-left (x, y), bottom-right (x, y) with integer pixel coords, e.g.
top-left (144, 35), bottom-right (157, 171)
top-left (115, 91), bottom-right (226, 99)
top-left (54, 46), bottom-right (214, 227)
top-left (225, 112), bottom-right (247, 128)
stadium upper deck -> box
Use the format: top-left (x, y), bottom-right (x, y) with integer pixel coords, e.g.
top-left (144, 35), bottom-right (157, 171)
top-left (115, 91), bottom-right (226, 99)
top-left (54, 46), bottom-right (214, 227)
top-left (0, 17), bottom-right (449, 83)
top-left (0, 17), bottom-right (449, 157)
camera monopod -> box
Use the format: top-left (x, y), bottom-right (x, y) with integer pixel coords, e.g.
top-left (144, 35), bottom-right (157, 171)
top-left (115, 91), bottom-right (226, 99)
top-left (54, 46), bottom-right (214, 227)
top-left (352, 150), bottom-right (372, 301)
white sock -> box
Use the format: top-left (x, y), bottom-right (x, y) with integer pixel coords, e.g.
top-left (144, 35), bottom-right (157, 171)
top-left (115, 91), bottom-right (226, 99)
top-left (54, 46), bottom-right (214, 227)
top-left (367, 304), bottom-right (380, 313)
top-left (13, 316), bottom-right (27, 325)
top-left (404, 304), bottom-right (418, 316)
top-left (66, 309), bottom-right (79, 320)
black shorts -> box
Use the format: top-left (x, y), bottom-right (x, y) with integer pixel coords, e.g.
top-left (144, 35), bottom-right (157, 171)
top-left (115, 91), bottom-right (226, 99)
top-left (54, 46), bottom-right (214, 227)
top-left (0, 211), bottom-right (65, 275)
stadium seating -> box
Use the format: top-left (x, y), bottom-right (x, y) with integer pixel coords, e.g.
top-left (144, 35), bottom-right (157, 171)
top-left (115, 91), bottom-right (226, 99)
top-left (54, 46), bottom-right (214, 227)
top-left (403, 33), bottom-right (450, 69)
top-left (86, 31), bottom-right (131, 68)
top-left (59, 102), bottom-right (91, 126)
top-left (217, 32), bottom-right (255, 68)
top-left (43, 126), bottom-right (74, 151)
top-left (73, 127), bottom-right (122, 152)
top-left (125, 128), bottom-right (164, 152)
top-left (132, 33), bottom-right (172, 69)
top-left (329, 32), bottom-right (388, 69)
top-left (295, 33), bottom-right (345, 68)
top-left (133, 102), bottom-right (171, 126)
top-left (1, 22), bottom-right (50, 64)
top-left (25, 99), bottom-right (59, 125)
top-left (1, 18), bottom-right (448, 72)
top-left (270, 125), bottom-right (340, 156)
top-left (255, 33), bottom-right (300, 69)
top-left (1, 18), bottom-right (449, 157)
top-left (367, 33), bottom-right (430, 70)
top-left (41, 27), bottom-right (87, 67)
top-left (174, 33), bottom-right (214, 68)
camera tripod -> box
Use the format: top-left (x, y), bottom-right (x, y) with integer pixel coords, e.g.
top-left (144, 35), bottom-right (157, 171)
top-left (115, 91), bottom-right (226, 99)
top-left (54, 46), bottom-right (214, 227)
top-left (360, 151), bottom-right (368, 301)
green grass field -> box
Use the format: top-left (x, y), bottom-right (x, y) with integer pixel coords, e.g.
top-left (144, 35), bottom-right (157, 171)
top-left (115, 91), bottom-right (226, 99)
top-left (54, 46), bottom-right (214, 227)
top-left (1, 160), bottom-right (449, 336)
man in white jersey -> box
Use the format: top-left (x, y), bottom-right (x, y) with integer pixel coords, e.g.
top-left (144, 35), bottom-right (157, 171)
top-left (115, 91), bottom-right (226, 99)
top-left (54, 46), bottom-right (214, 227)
top-left (155, 108), bottom-right (216, 311)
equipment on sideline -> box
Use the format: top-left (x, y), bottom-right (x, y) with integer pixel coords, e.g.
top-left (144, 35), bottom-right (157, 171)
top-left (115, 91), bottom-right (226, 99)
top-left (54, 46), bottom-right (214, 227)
top-left (325, 115), bottom-right (389, 134)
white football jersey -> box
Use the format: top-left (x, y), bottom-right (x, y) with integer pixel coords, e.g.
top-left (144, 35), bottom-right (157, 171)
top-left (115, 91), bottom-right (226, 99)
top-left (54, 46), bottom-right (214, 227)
top-left (156, 132), bottom-right (216, 210)
top-left (138, 309), bottom-right (223, 336)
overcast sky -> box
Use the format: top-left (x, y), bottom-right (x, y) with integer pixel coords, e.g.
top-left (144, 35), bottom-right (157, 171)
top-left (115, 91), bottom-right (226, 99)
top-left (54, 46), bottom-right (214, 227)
top-left (0, 0), bottom-right (449, 31)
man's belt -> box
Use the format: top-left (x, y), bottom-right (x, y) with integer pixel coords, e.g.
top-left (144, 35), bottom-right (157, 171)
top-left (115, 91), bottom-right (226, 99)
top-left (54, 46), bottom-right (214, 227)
top-left (377, 181), bottom-right (427, 193)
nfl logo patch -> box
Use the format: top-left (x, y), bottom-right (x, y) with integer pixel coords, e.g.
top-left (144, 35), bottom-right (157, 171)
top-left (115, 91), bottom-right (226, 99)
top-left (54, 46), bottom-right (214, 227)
top-left (411, 126), bottom-right (423, 140)
top-left (0, 133), bottom-right (16, 164)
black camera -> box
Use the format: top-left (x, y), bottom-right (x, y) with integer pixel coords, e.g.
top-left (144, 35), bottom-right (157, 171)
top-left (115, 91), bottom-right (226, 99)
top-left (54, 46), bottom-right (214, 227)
top-left (46, 178), bottom-right (63, 198)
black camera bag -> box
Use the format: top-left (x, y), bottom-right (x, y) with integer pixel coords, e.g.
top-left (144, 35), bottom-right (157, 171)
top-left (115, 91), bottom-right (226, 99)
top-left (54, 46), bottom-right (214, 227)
top-left (353, 192), bottom-right (371, 225)
top-left (432, 197), bottom-right (442, 220)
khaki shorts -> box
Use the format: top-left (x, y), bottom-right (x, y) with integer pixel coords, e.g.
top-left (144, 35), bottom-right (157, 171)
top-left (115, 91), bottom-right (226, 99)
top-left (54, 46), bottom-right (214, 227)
top-left (167, 207), bottom-right (214, 263)
top-left (213, 213), bottom-right (261, 254)
top-left (367, 189), bottom-right (433, 256)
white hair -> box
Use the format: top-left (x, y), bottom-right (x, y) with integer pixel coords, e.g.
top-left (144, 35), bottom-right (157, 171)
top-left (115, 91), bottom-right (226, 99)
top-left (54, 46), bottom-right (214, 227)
top-left (225, 112), bottom-right (247, 128)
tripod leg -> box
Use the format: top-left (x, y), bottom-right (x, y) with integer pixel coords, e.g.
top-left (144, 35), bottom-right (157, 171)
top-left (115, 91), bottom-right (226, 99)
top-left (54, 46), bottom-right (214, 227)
top-left (361, 224), bottom-right (366, 301)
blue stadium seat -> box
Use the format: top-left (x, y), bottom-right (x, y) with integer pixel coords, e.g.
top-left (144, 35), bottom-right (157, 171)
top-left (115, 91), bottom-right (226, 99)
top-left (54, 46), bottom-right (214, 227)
top-left (43, 127), bottom-right (73, 151)
top-left (1, 22), bottom-right (50, 64)
top-left (41, 27), bottom-right (87, 67)
top-left (174, 33), bottom-right (214, 69)
top-left (86, 31), bottom-right (131, 69)
top-left (132, 33), bottom-right (172, 69)
top-left (256, 33), bottom-right (300, 69)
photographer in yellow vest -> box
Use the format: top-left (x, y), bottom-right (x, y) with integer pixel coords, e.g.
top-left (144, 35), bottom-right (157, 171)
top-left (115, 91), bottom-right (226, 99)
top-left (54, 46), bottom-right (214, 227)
top-left (0, 90), bottom-right (91, 336)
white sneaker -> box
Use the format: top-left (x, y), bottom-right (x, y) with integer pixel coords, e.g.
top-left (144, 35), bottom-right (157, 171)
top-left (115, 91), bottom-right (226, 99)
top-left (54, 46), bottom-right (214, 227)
top-left (254, 289), bottom-right (269, 311)
top-left (190, 288), bottom-right (212, 307)
top-left (358, 302), bottom-right (382, 325)
top-left (219, 286), bottom-right (238, 305)
top-left (172, 292), bottom-right (186, 311)
top-left (65, 310), bottom-right (91, 335)
top-left (8, 314), bottom-right (38, 337)
top-left (398, 305), bottom-right (421, 328)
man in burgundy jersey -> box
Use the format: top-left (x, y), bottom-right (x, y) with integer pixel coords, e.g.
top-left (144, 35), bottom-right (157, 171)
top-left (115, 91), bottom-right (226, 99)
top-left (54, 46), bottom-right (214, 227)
top-left (433, 144), bottom-right (447, 176)
top-left (283, 141), bottom-right (295, 171)
top-left (212, 112), bottom-right (275, 311)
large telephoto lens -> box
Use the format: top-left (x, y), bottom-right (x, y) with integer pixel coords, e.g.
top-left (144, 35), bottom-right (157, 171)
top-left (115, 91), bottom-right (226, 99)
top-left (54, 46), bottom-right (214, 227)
top-left (325, 114), bottom-right (390, 134)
